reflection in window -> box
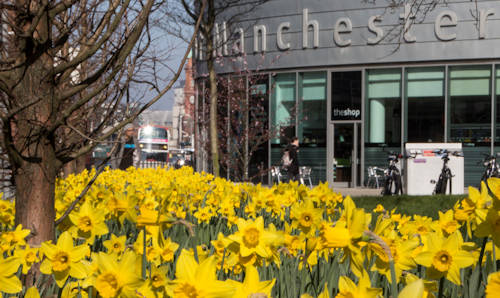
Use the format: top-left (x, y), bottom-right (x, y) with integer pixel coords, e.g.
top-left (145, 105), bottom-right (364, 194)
top-left (495, 67), bottom-right (500, 146)
top-left (299, 72), bottom-right (327, 184)
top-left (449, 66), bottom-right (491, 145)
top-left (299, 72), bottom-right (326, 147)
top-left (366, 69), bottom-right (401, 146)
top-left (271, 73), bottom-right (296, 168)
top-left (406, 67), bottom-right (445, 142)
top-left (248, 75), bottom-right (269, 184)
top-left (271, 73), bottom-right (296, 145)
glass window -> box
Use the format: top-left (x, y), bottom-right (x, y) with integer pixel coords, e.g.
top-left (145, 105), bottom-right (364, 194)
top-left (298, 72), bottom-right (327, 184)
top-left (271, 73), bottom-right (296, 167)
top-left (248, 75), bottom-right (269, 184)
top-left (366, 69), bottom-right (402, 146)
top-left (271, 73), bottom-right (296, 145)
top-left (449, 66), bottom-right (491, 145)
top-left (405, 67), bottom-right (445, 142)
top-left (299, 72), bottom-right (327, 147)
top-left (495, 66), bottom-right (500, 145)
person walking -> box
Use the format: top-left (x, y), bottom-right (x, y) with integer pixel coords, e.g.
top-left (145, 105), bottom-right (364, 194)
top-left (118, 124), bottom-right (140, 170)
top-left (284, 137), bottom-right (300, 181)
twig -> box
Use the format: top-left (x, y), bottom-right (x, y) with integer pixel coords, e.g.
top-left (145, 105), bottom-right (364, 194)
top-left (54, 130), bottom-right (123, 226)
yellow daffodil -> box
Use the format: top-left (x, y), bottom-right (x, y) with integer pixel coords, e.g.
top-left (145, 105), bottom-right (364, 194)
top-left (103, 234), bottom-right (127, 255)
top-left (105, 191), bottom-right (137, 224)
top-left (25, 287), bottom-right (40, 298)
top-left (371, 237), bottom-right (419, 283)
top-left (320, 197), bottom-right (367, 277)
top-left (227, 217), bottom-right (283, 266)
top-left (61, 282), bottom-right (89, 298)
top-left (403, 273), bottom-right (437, 298)
top-left (438, 210), bottom-right (460, 236)
top-left (14, 244), bottom-right (40, 274)
top-left (486, 271), bottom-right (500, 298)
top-left (169, 249), bottom-right (235, 297)
top-left (40, 231), bottom-right (89, 287)
top-left (336, 270), bottom-right (382, 298)
top-left (149, 265), bottom-right (170, 294)
top-left (373, 204), bottom-right (385, 213)
top-left (291, 199), bottom-right (323, 236)
top-left (398, 279), bottom-right (424, 298)
top-left (93, 250), bottom-right (143, 297)
top-left (0, 256), bottom-right (22, 294)
top-left (194, 206), bottom-right (214, 224)
top-left (414, 231), bottom-right (475, 285)
top-left (1, 224), bottom-right (31, 249)
top-left (68, 200), bottom-right (109, 244)
top-left (160, 237), bottom-right (180, 263)
top-left (455, 183), bottom-right (491, 237)
top-left (229, 265), bottom-right (275, 298)
top-left (476, 208), bottom-right (500, 248)
top-left (0, 198), bottom-right (15, 227)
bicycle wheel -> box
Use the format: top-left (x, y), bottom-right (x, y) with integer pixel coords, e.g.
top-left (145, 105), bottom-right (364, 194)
top-left (434, 175), bottom-right (443, 195)
top-left (439, 176), bottom-right (448, 194)
top-left (394, 173), bottom-right (403, 195)
top-left (382, 177), bottom-right (393, 195)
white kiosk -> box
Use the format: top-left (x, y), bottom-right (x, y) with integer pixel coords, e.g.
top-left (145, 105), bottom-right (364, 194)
top-left (405, 143), bottom-right (464, 195)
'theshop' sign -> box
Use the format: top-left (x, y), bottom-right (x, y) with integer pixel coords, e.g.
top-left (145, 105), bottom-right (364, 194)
top-left (333, 108), bottom-right (360, 119)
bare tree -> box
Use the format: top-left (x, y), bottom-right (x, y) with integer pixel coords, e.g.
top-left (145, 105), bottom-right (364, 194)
top-left (167, 0), bottom-right (271, 177)
top-left (0, 0), bottom-right (202, 246)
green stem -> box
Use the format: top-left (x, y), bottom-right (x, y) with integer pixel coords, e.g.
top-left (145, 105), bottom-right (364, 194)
top-left (307, 263), bottom-right (319, 297)
top-left (477, 237), bottom-right (488, 291)
top-left (438, 277), bottom-right (445, 298)
top-left (493, 239), bottom-right (497, 273)
top-left (142, 226), bottom-right (147, 280)
top-left (389, 260), bottom-right (398, 298)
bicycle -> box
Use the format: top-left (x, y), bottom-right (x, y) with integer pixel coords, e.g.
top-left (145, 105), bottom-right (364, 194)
top-left (430, 149), bottom-right (463, 195)
top-left (381, 151), bottom-right (403, 196)
top-left (480, 153), bottom-right (500, 183)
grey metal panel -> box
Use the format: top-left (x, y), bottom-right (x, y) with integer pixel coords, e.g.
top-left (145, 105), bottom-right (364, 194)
top-left (197, 0), bottom-right (500, 75)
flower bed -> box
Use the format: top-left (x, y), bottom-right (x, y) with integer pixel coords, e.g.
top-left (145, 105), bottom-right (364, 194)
top-left (0, 166), bottom-right (499, 297)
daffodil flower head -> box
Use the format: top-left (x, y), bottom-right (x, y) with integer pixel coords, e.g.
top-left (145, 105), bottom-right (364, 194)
top-left (68, 200), bottom-right (108, 244)
top-left (103, 234), bottom-right (127, 256)
top-left (486, 271), bottom-right (500, 298)
top-left (0, 256), bottom-right (22, 294)
top-left (170, 249), bottom-right (235, 297)
top-left (40, 231), bottom-right (89, 287)
top-left (94, 250), bottom-right (143, 298)
top-left (414, 231), bottom-right (475, 285)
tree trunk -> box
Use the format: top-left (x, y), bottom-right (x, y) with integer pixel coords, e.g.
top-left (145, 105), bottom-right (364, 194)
top-left (14, 143), bottom-right (57, 245)
top-left (10, 7), bottom-right (58, 244)
top-left (62, 155), bottom-right (87, 178)
top-left (206, 43), bottom-right (219, 177)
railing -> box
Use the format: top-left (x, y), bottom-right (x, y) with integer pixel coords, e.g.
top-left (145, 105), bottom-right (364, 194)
top-left (270, 166), bottom-right (313, 188)
top-left (138, 160), bottom-right (168, 169)
top-left (0, 156), bottom-right (13, 198)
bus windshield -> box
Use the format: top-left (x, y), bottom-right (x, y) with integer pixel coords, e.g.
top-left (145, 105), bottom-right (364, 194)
top-left (139, 126), bottom-right (168, 140)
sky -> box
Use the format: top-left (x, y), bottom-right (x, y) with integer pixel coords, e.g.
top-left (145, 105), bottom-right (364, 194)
top-left (146, 26), bottom-right (191, 111)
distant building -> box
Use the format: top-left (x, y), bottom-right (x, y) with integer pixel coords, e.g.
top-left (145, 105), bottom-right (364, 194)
top-left (171, 54), bottom-right (195, 150)
top-left (139, 110), bottom-right (172, 127)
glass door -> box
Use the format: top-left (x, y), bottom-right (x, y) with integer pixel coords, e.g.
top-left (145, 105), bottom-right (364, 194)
top-left (333, 123), bottom-right (361, 187)
top-left (331, 70), bottom-right (363, 187)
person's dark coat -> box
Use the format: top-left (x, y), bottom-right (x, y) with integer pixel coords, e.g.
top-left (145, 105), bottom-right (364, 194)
top-left (286, 143), bottom-right (299, 179)
top-left (119, 136), bottom-right (136, 170)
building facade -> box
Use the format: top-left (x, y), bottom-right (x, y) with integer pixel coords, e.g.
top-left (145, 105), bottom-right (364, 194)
top-left (195, 0), bottom-right (500, 187)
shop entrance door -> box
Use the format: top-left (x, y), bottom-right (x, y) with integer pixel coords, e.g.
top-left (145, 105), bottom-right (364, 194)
top-left (333, 123), bottom-right (361, 187)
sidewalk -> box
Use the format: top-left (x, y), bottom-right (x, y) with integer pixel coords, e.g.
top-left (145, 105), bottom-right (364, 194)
top-left (330, 187), bottom-right (470, 197)
top-left (333, 187), bottom-right (383, 197)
